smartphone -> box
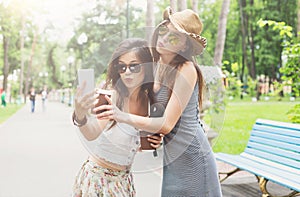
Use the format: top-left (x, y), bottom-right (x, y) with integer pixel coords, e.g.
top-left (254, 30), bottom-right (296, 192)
top-left (77, 69), bottom-right (95, 96)
top-left (140, 131), bottom-right (157, 150)
top-left (94, 89), bottom-right (112, 114)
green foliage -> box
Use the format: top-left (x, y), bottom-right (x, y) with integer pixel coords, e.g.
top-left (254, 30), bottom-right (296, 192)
top-left (222, 0), bottom-right (298, 82)
top-left (287, 104), bottom-right (300, 123)
top-left (257, 19), bottom-right (293, 39)
top-left (246, 76), bottom-right (257, 97)
top-left (0, 3), bottom-right (22, 75)
top-left (223, 69), bottom-right (242, 98)
top-left (10, 79), bottom-right (19, 100)
top-left (281, 42), bottom-right (300, 97)
top-left (258, 19), bottom-right (300, 97)
top-left (231, 62), bottom-right (239, 73)
top-left (271, 80), bottom-right (283, 97)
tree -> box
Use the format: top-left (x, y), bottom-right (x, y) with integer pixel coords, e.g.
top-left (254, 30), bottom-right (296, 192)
top-left (238, 0), bottom-right (256, 80)
top-left (239, 0), bottom-right (248, 81)
top-left (146, 0), bottom-right (155, 42)
top-left (258, 19), bottom-right (299, 96)
top-left (170, 0), bottom-right (177, 11)
top-left (213, 0), bottom-right (230, 67)
top-left (198, 0), bottom-right (222, 57)
top-left (221, 0), bottom-right (298, 91)
top-left (297, 0), bottom-right (300, 37)
top-left (247, 0), bottom-right (256, 79)
top-left (255, 1), bottom-right (297, 81)
top-left (2, 30), bottom-right (9, 92)
top-left (192, 0), bottom-right (198, 13)
top-left (67, 1), bottom-right (146, 80)
top-left (177, 0), bottom-right (187, 11)
top-left (19, 12), bottom-right (25, 96)
top-left (0, 2), bottom-right (22, 92)
top-left (47, 45), bottom-right (63, 87)
top-left (0, 4), bottom-right (12, 91)
top-left (258, 19), bottom-right (299, 122)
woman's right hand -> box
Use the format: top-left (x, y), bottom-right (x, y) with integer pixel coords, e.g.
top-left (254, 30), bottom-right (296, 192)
top-left (148, 133), bottom-right (164, 149)
top-left (94, 95), bottom-right (129, 123)
top-left (74, 82), bottom-right (97, 120)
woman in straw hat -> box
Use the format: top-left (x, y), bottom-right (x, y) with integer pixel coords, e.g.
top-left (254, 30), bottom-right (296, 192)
top-left (96, 7), bottom-right (222, 196)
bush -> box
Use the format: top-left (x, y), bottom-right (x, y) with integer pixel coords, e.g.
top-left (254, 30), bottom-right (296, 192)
top-left (287, 104), bottom-right (300, 123)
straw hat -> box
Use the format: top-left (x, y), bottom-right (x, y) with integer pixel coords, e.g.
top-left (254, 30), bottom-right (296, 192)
top-left (161, 7), bottom-right (207, 55)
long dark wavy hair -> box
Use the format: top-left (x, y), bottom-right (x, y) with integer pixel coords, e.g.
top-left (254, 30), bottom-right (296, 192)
top-left (151, 20), bottom-right (204, 108)
top-left (104, 38), bottom-right (155, 111)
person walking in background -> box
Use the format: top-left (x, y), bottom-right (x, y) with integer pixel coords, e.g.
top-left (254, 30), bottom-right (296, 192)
top-left (1, 90), bottom-right (6, 107)
top-left (96, 7), bottom-right (222, 196)
top-left (29, 87), bottom-right (36, 113)
top-left (72, 38), bottom-right (163, 197)
top-left (41, 86), bottom-right (48, 112)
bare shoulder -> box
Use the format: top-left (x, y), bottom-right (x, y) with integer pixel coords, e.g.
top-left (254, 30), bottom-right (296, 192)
top-left (178, 61), bottom-right (197, 78)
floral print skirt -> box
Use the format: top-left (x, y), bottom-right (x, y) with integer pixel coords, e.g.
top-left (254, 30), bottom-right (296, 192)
top-left (72, 160), bottom-right (136, 197)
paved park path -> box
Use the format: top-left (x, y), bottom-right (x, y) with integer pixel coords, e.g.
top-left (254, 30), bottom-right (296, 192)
top-left (0, 101), bottom-right (162, 197)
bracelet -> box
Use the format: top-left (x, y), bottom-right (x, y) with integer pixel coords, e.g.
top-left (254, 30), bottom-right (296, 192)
top-left (72, 111), bottom-right (87, 127)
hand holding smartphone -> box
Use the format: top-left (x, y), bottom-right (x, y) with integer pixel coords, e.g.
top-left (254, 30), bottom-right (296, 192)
top-left (140, 103), bottom-right (164, 150)
top-left (94, 89), bottom-right (112, 114)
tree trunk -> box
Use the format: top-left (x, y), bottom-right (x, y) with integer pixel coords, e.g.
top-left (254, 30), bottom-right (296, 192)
top-left (126, 0), bottom-right (129, 38)
top-left (213, 0), bottom-right (230, 67)
top-left (2, 35), bottom-right (9, 92)
top-left (177, 0), bottom-right (187, 11)
top-left (297, 0), bottom-right (300, 37)
top-left (248, 0), bottom-right (256, 79)
top-left (146, 0), bottom-right (155, 42)
top-left (19, 13), bottom-right (25, 98)
top-left (192, 0), bottom-right (198, 13)
top-left (239, 0), bottom-right (247, 82)
top-left (170, 0), bottom-right (177, 11)
top-left (47, 46), bottom-right (63, 87)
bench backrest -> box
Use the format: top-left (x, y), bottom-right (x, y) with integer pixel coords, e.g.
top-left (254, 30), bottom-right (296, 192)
top-left (245, 119), bottom-right (300, 171)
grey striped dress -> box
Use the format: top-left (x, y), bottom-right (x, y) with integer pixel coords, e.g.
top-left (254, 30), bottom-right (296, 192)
top-left (152, 84), bottom-right (222, 197)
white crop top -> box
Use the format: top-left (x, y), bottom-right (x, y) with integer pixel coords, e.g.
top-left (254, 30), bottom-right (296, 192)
top-left (93, 122), bottom-right (141, 166)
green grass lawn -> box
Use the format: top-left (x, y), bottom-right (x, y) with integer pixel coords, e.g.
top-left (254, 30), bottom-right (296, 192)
top-left (0, 104), bottom-right (24, 124)
top-left (212, 100), bottom-right (299, 154)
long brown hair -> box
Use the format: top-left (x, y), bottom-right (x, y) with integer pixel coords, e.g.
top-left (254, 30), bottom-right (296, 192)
top-left (104, 38), bottom-right (155, 110)
top-left (151, 21), bottom-right (204, 108)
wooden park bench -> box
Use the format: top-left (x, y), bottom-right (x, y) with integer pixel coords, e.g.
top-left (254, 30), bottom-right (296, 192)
top-left (215, 119), bottom-right (300, 197)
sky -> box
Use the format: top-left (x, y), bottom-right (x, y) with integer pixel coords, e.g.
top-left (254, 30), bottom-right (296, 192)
top-left (38, 0), bottom-right (147, 42)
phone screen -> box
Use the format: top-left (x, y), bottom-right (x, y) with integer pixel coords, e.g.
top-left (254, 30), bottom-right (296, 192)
top-left (78, 69), bottom-right (95, 96)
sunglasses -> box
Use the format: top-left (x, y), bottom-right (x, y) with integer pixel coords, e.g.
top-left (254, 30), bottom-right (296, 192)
top-left (115, 63), bottom-right (143, 74)
top-left (158, 25), bottom-right (181, 45)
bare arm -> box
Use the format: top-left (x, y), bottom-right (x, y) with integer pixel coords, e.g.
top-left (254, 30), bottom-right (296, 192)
top-left (96, 62), bottom-right (197, 135)
top-left (74, 86), bottom-right (110, 141)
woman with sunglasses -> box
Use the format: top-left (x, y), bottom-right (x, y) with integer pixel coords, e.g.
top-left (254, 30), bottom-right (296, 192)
top-left (96, 8), bottom-right (222, 196)
top-left (72, 38), bottom-right (163, 197)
